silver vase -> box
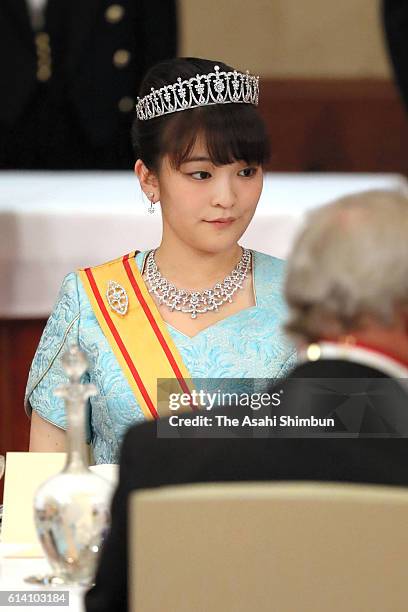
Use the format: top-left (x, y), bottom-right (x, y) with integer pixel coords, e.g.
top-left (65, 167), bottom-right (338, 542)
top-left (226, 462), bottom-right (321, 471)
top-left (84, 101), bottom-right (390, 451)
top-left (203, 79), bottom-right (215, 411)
top-left (33, 346), bottom-right (113, 586)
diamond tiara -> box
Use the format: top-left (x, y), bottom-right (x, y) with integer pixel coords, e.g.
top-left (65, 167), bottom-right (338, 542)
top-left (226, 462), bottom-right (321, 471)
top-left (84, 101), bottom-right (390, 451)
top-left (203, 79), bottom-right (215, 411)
top-left (135, 65), bottom-right (259, 121)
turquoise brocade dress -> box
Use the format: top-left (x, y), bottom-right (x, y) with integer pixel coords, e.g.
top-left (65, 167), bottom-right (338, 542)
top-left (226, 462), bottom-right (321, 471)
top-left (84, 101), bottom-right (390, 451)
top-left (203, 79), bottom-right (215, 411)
top-left (25, 250), bottom-right (296, 463)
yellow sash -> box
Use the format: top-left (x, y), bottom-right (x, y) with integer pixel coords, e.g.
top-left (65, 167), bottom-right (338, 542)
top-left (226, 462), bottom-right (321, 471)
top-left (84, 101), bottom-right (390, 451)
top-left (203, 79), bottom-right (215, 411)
top-left (78, 252), bottom-right (194, 420)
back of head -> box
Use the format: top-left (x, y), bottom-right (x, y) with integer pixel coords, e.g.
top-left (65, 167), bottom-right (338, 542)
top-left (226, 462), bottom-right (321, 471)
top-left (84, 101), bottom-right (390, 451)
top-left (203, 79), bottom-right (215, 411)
top-left (285, 190), bottom-right (408, 342)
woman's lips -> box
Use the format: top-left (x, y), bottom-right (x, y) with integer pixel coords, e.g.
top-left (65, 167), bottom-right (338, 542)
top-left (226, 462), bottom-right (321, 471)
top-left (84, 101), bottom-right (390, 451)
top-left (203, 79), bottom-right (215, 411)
top-left (204, 218), bottom-right (236, 227)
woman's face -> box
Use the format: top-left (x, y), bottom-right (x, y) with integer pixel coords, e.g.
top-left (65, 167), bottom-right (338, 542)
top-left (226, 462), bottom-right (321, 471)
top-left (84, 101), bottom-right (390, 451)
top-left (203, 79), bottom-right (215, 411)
top-left (155, 137), bottom-right (263, 255)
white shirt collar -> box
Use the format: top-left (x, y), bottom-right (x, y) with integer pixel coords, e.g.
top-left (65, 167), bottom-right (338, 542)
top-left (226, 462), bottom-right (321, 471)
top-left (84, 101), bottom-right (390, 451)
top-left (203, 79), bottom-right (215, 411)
top-left (298, 341), bottom-right (408, 380)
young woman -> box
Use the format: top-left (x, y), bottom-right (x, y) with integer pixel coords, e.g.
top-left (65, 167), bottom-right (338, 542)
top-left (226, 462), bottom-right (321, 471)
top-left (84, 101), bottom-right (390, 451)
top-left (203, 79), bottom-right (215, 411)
top-left (26, 57), bottom-right (296, 463)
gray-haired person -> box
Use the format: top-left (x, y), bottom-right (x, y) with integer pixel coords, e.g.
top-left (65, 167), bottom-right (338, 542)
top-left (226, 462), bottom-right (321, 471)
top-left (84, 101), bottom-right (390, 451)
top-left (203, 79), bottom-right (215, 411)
top-left (276, 189), bottom-right (408, 435)
top-left (286, 189), bottom-right (408, 377)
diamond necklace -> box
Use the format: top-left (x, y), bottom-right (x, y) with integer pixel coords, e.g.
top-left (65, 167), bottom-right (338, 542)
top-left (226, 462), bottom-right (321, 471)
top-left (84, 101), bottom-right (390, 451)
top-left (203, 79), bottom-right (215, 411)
top-left (144, 248), bottom-right (252, 319)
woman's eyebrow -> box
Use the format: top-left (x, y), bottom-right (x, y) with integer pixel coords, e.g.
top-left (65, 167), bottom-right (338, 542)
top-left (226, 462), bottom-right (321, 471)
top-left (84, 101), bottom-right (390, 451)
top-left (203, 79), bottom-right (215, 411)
top-left (182, 156), bottom-right (211, 163)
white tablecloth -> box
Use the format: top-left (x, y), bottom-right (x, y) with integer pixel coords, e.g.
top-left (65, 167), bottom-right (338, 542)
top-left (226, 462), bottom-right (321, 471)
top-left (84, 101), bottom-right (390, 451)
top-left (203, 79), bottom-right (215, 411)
top-left (0, 556), bottom-right (84, 612)
top-left (1, 171), bottom-right (406, 317)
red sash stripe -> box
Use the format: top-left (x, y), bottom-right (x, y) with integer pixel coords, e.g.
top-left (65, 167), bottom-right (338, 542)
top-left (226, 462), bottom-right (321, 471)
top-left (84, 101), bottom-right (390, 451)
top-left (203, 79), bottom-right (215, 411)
top-left (84, 267), bottom-right (159, 419)
top-left (122, 254), bottom-right (194, 399)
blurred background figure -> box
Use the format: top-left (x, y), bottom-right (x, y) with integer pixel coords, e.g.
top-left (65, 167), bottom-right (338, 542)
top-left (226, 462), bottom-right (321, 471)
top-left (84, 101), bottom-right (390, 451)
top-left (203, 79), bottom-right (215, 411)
top-left (383, 0), bottom-right (408, 114)
top-left (0, 0), bottom-right (177, 169)
top-left (284, 189), bottom-right (408, 390)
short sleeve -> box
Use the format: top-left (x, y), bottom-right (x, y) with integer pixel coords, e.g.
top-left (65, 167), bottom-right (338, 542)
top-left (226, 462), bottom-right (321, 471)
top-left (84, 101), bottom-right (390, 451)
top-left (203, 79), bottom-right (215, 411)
top-left (25, 273), bottom-right (90, 436)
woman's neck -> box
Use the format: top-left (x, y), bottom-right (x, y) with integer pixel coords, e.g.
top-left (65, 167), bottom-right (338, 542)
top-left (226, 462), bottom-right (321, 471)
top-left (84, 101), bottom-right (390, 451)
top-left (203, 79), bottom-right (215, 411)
top-left (153, 240), bottom-right (243, 290)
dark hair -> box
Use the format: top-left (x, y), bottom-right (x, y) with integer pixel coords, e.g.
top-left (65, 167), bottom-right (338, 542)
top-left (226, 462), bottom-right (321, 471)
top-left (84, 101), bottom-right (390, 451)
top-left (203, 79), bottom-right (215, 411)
top-left (131, 57), bottom-right (270, 171)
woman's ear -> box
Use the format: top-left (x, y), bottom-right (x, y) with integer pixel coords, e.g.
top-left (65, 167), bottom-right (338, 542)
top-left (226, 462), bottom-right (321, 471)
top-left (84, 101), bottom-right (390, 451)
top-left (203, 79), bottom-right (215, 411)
top-left (134, 159), bottom-right (160, 202)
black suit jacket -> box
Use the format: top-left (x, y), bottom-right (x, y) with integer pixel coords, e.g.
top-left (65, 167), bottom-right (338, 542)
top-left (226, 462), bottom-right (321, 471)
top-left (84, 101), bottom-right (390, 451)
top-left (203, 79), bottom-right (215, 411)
top-left (383, 0), bottom-right (408, 113)
top-left (0, 0), bottom-right (177, 168)
top-left (85, 359), bottom-right (408, 612)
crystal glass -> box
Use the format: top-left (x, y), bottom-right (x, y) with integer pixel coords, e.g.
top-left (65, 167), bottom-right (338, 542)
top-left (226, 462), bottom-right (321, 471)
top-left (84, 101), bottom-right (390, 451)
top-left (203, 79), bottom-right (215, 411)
top-left (32, 347), bottom-right (113, 586)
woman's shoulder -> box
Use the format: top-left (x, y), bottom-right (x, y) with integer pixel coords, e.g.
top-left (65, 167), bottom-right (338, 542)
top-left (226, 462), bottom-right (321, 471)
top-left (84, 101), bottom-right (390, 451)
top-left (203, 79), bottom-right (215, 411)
top-left (253, 250), bottom-right (286, 281)
top-left (49, 272), bottom-right (81, 320)
top-left (251, 249), bottom-right (288, 305)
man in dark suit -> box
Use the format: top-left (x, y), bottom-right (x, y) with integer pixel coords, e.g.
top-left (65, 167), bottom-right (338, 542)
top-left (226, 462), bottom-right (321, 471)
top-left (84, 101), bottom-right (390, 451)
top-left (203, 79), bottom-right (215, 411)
top-left (85, 189), bottom-right (408, 612)
top-left (0, 0), bottom-right (177, 169)
top-left (383, 0), bottom-right (408, 113)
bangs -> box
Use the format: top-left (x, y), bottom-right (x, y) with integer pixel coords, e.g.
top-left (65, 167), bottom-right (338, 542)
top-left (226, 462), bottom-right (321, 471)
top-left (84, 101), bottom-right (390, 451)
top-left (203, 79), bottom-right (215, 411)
top-left (160, 103), bottom-right (270, 168)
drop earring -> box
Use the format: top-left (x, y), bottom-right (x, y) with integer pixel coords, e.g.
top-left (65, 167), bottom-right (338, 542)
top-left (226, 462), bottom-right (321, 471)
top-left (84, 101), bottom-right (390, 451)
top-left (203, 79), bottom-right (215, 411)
top-left (147, 192), bottom-right (155, 214)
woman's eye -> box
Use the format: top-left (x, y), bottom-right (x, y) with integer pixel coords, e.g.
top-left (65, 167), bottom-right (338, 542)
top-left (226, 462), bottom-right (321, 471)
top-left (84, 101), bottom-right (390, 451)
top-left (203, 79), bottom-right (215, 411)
top-left (238, 167), bottom-right (258, 178)
top-left (190, 171), bottom-right (211, 180)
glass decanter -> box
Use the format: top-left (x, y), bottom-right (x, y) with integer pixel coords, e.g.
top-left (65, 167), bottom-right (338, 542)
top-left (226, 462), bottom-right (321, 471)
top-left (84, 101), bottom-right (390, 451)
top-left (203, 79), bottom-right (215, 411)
top-left (32, 346), bottom-right (113, 586)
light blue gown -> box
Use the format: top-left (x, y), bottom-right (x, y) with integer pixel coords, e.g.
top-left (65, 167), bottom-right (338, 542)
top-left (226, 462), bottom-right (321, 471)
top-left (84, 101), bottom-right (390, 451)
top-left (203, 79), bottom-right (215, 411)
top-left (25, 250), bottom-right (296, 463)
